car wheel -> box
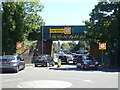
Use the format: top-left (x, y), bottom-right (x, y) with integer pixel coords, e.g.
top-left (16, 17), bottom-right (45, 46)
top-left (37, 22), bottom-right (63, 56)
top-left (35, 64), bottom-right (38, 67)
top-left (81, 65), bottom-right (84, 70)
top-left (95, 67), bottom-right (98, 70)
top-left (77, 65), bottom-right (79, 68)
top-left (21, 65), bottom-right (25, 70)
top-left (14, 66), bottom-right (19, 73)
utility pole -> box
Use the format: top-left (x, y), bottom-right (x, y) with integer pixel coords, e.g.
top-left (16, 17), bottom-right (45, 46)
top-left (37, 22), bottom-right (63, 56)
top-left (41, 25), bottom-right (43, 54)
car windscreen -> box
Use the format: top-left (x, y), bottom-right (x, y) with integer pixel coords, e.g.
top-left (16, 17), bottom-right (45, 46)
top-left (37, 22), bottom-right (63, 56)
top-left (0, 56), bottom-right (15, 61)
top-left (82, 56), bottom-right (95, 61)
top-left (38, 56), bottom-right (47, 59)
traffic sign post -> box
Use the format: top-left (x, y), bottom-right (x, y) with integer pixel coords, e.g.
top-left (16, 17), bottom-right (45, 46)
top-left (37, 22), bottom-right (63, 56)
top-left (16, 42), bottom-right (23, 49)
top-left (99, 43), bottom-right (106, 50)
top-left (16, 42), bottom-right (23, 55)
top-left (99, 43), bottom-right (106, 65)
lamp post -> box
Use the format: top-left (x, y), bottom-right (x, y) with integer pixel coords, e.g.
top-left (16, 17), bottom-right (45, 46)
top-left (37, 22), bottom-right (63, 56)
top-left (58, 40), bottom-right (61, 55)
top-left (41, 25), bottom-right (43, 54)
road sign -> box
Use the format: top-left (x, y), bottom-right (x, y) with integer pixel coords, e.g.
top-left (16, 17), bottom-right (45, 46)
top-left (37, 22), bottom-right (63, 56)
top-left (80, 47), bottom-right (84, 54)
top-left (50, 29), bottom-right (64, 33)
top-left (49, 27), bottom-right (72, 34)
top-left (99, 43), bottom-right (106, 50)
top-left (64, 27), bottom-right (71, 34)
top-left (16, 42), bottom-right (23, 49)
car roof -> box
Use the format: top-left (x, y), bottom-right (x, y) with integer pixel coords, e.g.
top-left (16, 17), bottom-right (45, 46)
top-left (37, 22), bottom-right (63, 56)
top-left (2, 55), bottom-right (18, 57)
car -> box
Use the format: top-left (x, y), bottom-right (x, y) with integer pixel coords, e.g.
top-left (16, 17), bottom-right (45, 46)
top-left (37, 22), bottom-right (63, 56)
top-left (66, 55), bottom-right (73, 61)
top-left (34, 54), bottom-right (55, 67)
top-left (58, 55), bottom-right (69, 64)
top-left (71, 53), bottom-right (76, 56)
top-left (76, 55), bottom-right (99, 70)
top-left (73, 54), bottom-right (80, 64)
top-left (0, 55), bottom-right (25, 73)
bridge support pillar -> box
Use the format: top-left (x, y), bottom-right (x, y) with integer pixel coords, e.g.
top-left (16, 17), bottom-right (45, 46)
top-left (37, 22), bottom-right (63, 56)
top-left (37, 40), bottom-right (53, 56)
top-left (90, 43), bottom-right (100, 63)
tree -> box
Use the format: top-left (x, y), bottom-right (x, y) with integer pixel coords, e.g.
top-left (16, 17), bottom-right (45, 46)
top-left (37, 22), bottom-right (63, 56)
top-left (61, 42), bottom-right (69, 51)
top-left (84, 1), bottom-right (120, 67)
top-left (61, 42), bottom-right (69, 47)
top-left (71, 41), bottom-right (90, 53)
top-left (67, 42), bottom-right (77, 52)
top-left (2, 2), bottom-right (44, 54)
top-left (53, 42), bottom-right (58, 53)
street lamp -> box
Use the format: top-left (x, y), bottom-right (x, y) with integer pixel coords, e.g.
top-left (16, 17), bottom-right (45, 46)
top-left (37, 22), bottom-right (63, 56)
top-left (41, 25), bottom-right (43, 54)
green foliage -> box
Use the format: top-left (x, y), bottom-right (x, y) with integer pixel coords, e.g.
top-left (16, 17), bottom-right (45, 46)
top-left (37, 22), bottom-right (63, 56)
top-left (71, 41), bottom-right (90, 53)
top-left (84, 2), bottom-right (119, 51)
top-left (61, 42), bottom-right (69, 47)
top-left (53, 42), bottom-right (57, 47)
top-left (53, 42), bottom-right (58, 53)
top-left (84, 1), bottom-right (120, 66)
top-left (2, 2), bottom-right (44, 54)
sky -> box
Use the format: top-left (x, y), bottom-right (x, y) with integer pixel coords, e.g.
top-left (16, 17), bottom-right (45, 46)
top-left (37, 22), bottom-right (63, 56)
top-left (39, 0), bottom-right (99, 43)
top-left (40, 0), bottom-right (99, 25)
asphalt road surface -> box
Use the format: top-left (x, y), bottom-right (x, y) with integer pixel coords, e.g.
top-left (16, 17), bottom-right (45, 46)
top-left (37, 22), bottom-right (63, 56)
top-left (1, 62), bottom-right (118, 89)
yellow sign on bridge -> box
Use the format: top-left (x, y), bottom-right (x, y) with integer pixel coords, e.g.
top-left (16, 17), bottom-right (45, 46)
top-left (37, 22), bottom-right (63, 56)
top-left (50, 27), bottom-right (71, 34)
top-left (50, 29), bottom-right (64, 33)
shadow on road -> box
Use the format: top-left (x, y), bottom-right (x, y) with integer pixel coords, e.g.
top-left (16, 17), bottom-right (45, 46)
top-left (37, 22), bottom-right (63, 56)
top-left (0, 71), bottom-right (17, 74)
top-left (99, 67), bottom-right (120, 72)
top-left (0, 69), bottom-right (23, 74)
top-left (49, 67), bottom-right (101, 72)
top-left (49, 67), bottom-right (120, 72)
top-left (50, 63), bottom-right (120, 72)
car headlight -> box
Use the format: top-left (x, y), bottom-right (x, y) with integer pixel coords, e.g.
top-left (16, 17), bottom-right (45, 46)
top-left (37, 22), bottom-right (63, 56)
top-left (84, 62), bottom-right (88, 64)
top-left (95, 62), bottom-right (98, 64)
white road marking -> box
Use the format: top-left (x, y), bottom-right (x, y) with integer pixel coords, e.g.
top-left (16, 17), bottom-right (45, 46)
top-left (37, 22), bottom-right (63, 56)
top-left (17, 80), bottom-right (72, 88)
top-left (2, 78), bottom-right (22, 83)
top-left (83, 80), bottom-right (94, 84)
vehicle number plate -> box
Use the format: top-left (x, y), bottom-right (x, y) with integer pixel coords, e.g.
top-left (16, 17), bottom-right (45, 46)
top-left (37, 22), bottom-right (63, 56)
top-left (90, 65), bottom-right (95, 67)
top-left (2, 63), bottom-right (9, 65)
top-left (38, 60), bottom-right (43, 61)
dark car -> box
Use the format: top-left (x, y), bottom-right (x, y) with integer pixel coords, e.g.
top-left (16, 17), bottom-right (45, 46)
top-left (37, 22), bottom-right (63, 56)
top-left (66, 55), bottom-right (73, 61)
top-left (76, 55), bottom-right (99, 70)
top-left (73, 54), bottom-right (80, 64)
top-left (34, 54), bottom-right (55, 67)
top-left (0, 55), bottom-right (25, 73)
top-left (58, 55), bottom-right (69, 64)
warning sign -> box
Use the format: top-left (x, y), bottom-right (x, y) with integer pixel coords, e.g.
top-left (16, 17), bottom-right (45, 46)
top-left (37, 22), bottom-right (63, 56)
top-left (99, 43), bottom-right (106, 50)
top-left (16, 42), bottom-right (23, 49)
top-left (50, 27), bottom-right (72, 34)
top-left (64, 27), bottom-right (71, 34)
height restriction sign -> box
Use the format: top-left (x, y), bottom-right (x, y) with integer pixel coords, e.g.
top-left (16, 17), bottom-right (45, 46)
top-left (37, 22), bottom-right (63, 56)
top-left (99, 43), bottom-right (106, 50)
top-left (64, 27), bottom-right (71, 34)
top-left (16, 42), bottom-right (23, 49)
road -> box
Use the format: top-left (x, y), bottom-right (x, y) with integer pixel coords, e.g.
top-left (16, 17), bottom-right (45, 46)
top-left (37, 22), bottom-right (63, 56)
top-left (1, 62), bottom-right (118, 89)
